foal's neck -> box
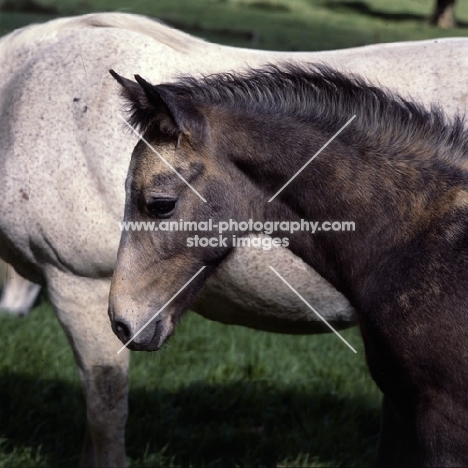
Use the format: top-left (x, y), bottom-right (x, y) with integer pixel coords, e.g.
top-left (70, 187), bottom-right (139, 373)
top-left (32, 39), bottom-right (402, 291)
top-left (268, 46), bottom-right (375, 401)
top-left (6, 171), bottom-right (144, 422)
top-left (221, 113), bottom-right (468, 300)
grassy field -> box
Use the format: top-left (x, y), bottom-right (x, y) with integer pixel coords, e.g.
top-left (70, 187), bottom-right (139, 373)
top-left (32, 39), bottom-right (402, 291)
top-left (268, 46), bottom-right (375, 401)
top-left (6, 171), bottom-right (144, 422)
top-left (1, 0), bottom-right (468, 48)
top-left (0, 302), bottom-right (377, 467)
top-left (0, 0), bottom-right (467, 467)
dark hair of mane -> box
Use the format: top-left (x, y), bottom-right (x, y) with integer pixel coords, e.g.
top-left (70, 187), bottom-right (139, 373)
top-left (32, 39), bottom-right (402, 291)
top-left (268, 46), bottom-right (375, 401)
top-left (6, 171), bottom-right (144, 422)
top-left (127, 63), bottom-right (468, 163)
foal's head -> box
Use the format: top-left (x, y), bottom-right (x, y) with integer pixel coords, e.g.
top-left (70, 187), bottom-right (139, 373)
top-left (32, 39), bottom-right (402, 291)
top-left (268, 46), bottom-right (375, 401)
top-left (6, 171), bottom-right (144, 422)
top-left (108, 69), bottom-right (285, 350)
top-left (107, 64), bottom-right (386, 350)
top-left (108, 63), bottom-right (457, 350)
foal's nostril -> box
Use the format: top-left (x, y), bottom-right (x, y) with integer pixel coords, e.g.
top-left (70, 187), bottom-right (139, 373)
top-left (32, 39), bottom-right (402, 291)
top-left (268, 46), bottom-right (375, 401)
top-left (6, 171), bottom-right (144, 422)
top-left (113, 319), bottom-right (131, 344)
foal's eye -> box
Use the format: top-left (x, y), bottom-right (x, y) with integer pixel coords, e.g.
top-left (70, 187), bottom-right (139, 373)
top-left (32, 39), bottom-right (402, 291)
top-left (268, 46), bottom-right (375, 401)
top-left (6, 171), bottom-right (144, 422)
top-left (146, 197), bottom-right (178, 218)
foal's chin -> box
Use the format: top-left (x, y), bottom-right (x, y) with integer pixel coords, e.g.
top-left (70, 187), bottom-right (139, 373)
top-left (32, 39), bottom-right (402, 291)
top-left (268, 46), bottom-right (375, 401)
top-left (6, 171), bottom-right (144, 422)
top-left (146, 316), bottom-right (175, 351)
top-left (121, 313), bottom-right (175, 352)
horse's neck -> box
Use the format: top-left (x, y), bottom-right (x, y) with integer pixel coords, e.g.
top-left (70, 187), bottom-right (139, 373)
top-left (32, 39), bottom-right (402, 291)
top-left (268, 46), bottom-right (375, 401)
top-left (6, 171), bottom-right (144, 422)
top-left (225, 115), bottom-right (464, 297)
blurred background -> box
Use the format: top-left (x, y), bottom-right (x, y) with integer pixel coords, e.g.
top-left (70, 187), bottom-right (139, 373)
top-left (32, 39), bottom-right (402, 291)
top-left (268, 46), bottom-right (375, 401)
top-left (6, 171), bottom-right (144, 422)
top-left (0, 1), bottom-right (466, 467)
top-left (0, 0), bottom-right (467, 50)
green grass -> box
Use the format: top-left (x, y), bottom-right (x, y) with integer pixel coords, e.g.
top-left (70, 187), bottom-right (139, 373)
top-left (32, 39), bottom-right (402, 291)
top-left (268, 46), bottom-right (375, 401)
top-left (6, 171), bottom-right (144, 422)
top-left (0, 0), bottom-right (466, 466)
top-left (0, 302), bottom-right (380, 467)
top-left (1, 0), bottom-right (468, 49)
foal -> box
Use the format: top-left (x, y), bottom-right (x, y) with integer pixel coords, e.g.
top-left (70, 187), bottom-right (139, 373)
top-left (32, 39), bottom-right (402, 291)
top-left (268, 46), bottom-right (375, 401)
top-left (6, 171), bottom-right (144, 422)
top-left (109, 65), bottom-right (468, 466)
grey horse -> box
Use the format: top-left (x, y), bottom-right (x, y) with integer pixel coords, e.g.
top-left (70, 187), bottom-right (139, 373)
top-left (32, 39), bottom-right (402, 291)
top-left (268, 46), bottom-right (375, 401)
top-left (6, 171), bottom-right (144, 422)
top-left (0, 260), bottom-right (40, 315)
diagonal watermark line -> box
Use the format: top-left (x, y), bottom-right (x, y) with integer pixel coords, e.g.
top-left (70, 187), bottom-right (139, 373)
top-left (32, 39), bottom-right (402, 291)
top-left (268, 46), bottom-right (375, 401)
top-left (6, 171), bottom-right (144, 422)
top-left (268, 115), bottom-right (356, 202)
top-left (79, 50), bottom-right (87, 79)
top-left (118, 114), bottom-right (207, 202)
top-left (117, 265), bottom-right (206, 354)
top-left (268, 266), bottom-right (357, 353)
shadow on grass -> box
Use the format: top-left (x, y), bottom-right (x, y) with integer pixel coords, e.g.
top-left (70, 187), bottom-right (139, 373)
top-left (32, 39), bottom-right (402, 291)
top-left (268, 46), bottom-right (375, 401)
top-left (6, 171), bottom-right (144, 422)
top-left (323, 0), bottom-right (468, 27)
top-left (323, 1), bottom-right (423, 21)
top-left (0, 372), bottom-right (380, 467)
top-left (160, 17), bottom-right (259, 45)
top-left (0, 0), bottom-right (58, 14)
top-left (0, 372), bottom-right (84, 467)
top-left (127, 379), bottom-right (380, 467)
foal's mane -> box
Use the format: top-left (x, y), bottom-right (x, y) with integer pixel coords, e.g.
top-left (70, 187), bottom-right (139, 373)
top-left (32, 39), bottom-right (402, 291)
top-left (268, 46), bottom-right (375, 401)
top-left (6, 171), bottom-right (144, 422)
top-left (155, 64), bottom-right (468, 163)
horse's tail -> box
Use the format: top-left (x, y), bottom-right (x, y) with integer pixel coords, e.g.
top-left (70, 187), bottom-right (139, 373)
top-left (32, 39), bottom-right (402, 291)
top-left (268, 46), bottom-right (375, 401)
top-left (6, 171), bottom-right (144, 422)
top-left (0, 259), bottom-right (41, 316)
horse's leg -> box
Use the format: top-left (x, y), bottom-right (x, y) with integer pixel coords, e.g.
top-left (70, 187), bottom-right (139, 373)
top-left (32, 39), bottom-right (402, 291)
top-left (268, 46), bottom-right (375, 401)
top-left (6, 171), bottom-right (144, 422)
top-left (0, 261), bottom-right (41, 316)
top-left (415, 394), bottom-right (468, 467)
top-left (375, 396), bottom-right (419, 468)
top-left (46, 267), bottom-right (128, 468)
top-left (375, 396), bottom-right (399, 467)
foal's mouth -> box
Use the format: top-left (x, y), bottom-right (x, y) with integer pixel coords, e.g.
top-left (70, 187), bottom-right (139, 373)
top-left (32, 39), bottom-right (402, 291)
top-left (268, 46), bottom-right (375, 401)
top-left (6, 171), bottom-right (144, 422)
top-left (125, 314), bottom-right (175, 352)
top-left (111, 307), bottom-right (176, 352)
top-left (146, 317), bottom-right (175, 351)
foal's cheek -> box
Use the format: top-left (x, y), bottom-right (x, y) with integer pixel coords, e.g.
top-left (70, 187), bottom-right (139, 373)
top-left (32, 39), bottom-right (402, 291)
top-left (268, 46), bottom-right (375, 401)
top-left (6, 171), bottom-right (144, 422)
top-left (201, 177), bottom-right (239, 213)
top-left (205, 240), bottom-right (232, 265)
top-left (183, 234), bottom-right (232, 266)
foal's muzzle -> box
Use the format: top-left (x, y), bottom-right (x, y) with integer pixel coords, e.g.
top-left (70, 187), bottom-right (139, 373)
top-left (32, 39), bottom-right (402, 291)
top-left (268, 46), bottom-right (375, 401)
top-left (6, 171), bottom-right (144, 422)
top-left (109, 306), bottom-right (174, 351)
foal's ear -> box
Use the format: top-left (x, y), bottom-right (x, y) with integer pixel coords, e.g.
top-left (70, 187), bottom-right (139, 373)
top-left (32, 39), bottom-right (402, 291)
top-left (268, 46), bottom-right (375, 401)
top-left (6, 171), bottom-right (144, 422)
top-left (109, 69), bottom-right (206, 147)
